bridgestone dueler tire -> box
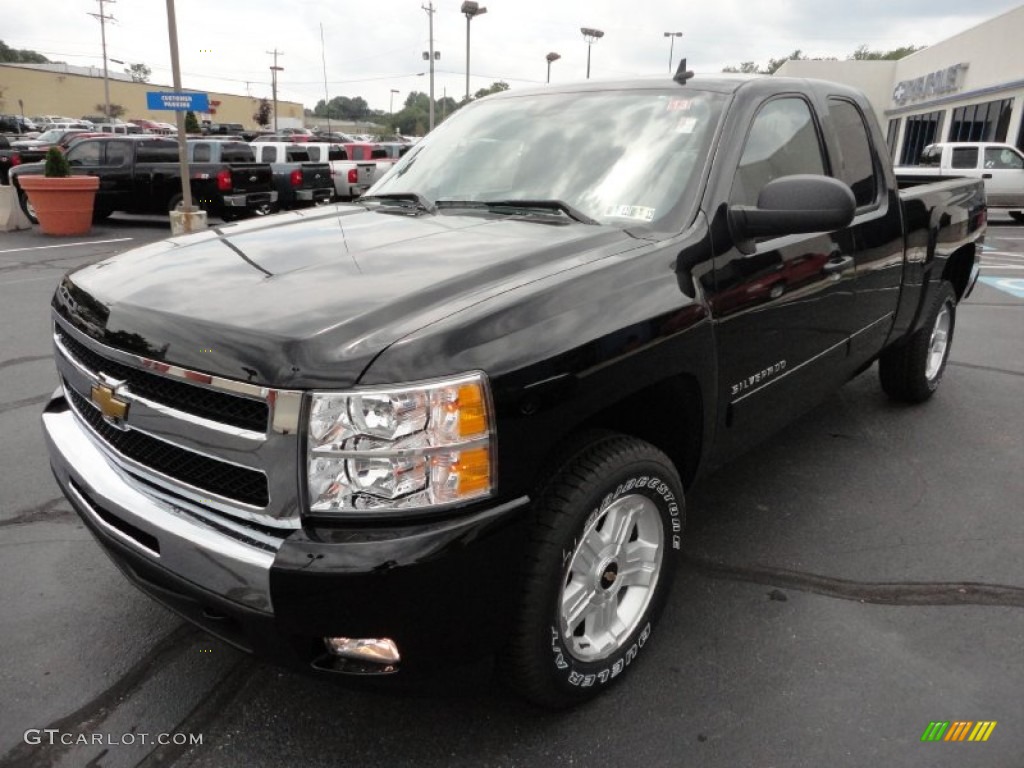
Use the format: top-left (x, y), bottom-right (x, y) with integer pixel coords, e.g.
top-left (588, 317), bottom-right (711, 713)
top-left (879, 281), bottom-right (957, 403)
top-left (501, 433), bottom-right (684, 708)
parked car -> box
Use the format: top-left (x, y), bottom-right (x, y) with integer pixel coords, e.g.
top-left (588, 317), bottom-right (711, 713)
top-left (0, 134), bottom-right (46, 184)
top-left (342, 141), bottom-right (398, 186)
top-left (895, 141), bottom-right (1024, 221)
top-left (10, 135), bottom-right (275, 222)
top-left (41, 75), bottom-right (984, 709)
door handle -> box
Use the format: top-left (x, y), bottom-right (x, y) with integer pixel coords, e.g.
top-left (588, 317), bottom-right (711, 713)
top-left (822, 255), bottom-right (854, 275)
top-left (982, 173), bottom-right (993, 179)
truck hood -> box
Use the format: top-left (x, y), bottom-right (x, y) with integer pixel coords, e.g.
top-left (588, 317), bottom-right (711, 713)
top-left (56, 206), bottom-right (634, 387)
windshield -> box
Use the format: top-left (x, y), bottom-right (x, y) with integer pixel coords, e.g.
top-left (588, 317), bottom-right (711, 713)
top-left (368, 87), bottom-right (726, 228)
top-left (35, 129), bottom-right (64, 143)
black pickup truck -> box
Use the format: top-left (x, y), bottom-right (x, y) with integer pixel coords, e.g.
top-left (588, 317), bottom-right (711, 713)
top-left (10, 136), bottom-right (275, 222)
top-left (248, 142), bottom-right (334, 211)
top-left (42, 74), bottom-right (984, 708)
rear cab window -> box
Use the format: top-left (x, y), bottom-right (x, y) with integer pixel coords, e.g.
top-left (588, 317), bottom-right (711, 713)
top-left (951, 147), bottom-right (979, 169)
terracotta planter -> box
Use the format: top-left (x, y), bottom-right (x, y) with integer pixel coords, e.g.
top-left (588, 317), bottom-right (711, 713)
top-left (19, 175), bottom-right (100, 236)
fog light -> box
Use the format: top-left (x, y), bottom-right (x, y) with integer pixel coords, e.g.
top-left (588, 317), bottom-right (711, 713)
top-left (324, 636), bottom-right (401, 665)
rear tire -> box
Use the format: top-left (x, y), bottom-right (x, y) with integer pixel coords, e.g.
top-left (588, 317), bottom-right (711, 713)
top-left (1009, 211), bottom-right (1024, 224)
top-left (501, 433), bottom-right (684, 708)
top-left (879, 281), bottom-right (957, 403)
top-left (92, 208), bottom-right (113, 223)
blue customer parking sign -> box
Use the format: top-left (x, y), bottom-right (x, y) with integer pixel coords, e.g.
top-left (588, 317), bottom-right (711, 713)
top-left (146, 92), bottom-right (210, 111)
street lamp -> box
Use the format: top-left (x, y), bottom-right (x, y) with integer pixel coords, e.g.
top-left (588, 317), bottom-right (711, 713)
top-left (390, 89), bottom-right (400, 115)
top-left (580, 27), bottom-right (604, 80)
top-left (664, 32), bottom-right (682, 74)
top-left (461, 1), bottom-right (487, 102)
top-left (545, 52), bottom-right (561, 84)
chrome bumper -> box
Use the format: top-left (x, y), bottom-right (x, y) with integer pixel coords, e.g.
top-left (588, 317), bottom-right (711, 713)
top-left (223, 191), bottom-right (278, 207)
top-left (42, 390), bottom-right (281, 614)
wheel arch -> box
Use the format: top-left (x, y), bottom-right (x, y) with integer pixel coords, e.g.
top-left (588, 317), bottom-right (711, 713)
top-left (941, 242), bottom-right (977, 301)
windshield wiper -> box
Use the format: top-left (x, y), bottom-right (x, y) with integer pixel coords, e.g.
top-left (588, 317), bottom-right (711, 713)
top-left (435, 199), bottom-right (598, 225)
top-left (359, 192), bottom-right (435, 214)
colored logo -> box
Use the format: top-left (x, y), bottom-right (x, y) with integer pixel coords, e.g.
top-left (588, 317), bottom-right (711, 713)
top-left (90, 382), bottom-right (130, 428)
top-left (921, 721), bottom-right (997, 742)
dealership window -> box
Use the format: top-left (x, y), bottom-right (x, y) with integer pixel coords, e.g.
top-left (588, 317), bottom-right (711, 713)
top-left (947, 98), bottom-right (1013, 142)
top-left (886, 118), bottom-right (901, 160)
top-left (899, 111), bottom-right (944, 165)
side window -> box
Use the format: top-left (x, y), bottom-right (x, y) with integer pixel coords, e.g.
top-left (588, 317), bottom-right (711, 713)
top-left (66, 141), bottom-right (101, 166)
top-left (951, 147), bottom-right (978, 169)
top-left (104, 141), bottom-right (129, 167)
top-left (827, 98), bottom-right (878, 207)
top-left (371, 148), bottom-right (388, 159)
top-left (920, 146), bottom-right (942, 167)
top-left (135, 141), bottom-right (178, 163)
top-left (328, 146), bottom-right (348, 161)
top-left (731, 98), bottom-right (826, 206)
top-left (305, 147), bottom-right (321, 161)
top-left (260, 146), bottom-right (277, 162)
top-left (193, 143), bottom-right (212, 162)
top-left (984, 147), bottom-right (1024, 169)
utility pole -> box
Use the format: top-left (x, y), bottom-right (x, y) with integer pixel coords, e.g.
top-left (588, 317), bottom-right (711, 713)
top-left (88, 0), bottom-right (116, 119)
top-left (422, 2), bottom-right (435, 131)
top-left (267, 49), bottom-right (284, 132)
top-left (164, 0), bottom-right (193, 212)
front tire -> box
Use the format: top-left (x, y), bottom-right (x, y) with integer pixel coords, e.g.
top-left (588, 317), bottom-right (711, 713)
top-left (18, 188), bottom-right (38, 224)
top-left (1008, 211), bottom-right (1024, 224)
top-left (501, 434), bottom-right (684, 708)
top-left (879, 281), bottom-right (957, 402)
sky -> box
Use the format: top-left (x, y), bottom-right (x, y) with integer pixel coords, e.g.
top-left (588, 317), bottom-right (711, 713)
top-left (5, 0), bottom-right (1023, 115)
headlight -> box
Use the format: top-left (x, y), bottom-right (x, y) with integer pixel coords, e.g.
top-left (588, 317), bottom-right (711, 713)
top-left (306, 372), bottom-right (494, 515)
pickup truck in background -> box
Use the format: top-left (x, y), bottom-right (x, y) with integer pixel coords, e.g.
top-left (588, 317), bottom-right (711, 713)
top-left (248, 142), bottom-right (334, 210)
top-left (10, 135), bottom-right (276, 222)
top-left (299, 142), bottom-right (376, 201)
top-left (343, 141), bottom-right (398, 187)
top-left (896, 141), bottom-right (1024, 221)
top-left (42, 74), bottom-right (984, 709)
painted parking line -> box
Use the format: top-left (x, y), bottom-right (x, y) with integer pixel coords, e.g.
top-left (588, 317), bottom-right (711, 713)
top-left (978, 276), bottom-right (1024, 298)
top-left (0, 275), bottom-right (58, 288)
top-left (0, 237), bottom-right (133, 255)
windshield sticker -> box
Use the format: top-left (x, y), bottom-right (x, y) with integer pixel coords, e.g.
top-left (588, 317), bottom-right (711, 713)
top-left (606, 205), bottom-right (655, 221)
top-left (675, 117), bottom-right (698, 134)
top-left (666, 98), bottom-right (693, 111)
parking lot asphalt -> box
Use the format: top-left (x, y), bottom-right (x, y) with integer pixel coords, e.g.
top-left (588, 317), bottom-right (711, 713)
top-left (0, 212), bottom-right (1021, 768)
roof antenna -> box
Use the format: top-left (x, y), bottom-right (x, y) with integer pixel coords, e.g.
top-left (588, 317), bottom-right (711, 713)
top-left (674, 58), bottom-right (694, 84)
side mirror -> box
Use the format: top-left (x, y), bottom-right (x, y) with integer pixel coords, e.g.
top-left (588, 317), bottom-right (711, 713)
top-left (729, 175), bottom-right (856, 254)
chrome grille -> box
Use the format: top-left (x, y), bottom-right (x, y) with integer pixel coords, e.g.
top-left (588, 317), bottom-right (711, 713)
top-left (56, 326), bottom-right (268, 432)
top-left (66, 385), bottom-right (269, 506)
top-left (53, 315), bottom-right (303, 529)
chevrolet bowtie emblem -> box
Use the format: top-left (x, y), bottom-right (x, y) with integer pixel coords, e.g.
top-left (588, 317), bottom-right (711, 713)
top-left (91, 383), bottom-right (129, 427)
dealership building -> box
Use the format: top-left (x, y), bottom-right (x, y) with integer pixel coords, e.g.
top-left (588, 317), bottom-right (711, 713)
top-left (776, 4), bottom-right (1024, 165)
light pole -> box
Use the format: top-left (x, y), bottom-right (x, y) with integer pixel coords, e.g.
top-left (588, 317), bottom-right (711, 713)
top-left (580, 27), bottom-right (604, 80)
top-left (545, 52), bottom-right (560, 84)
top-left (461, 1), bottom-right (487, 103)
top-left (390, 89), bottom-right (400, 116)
top-left (664, 32), bottom-right (682, 74)
top-left (422, 2), bottom-right (436, 131)
top-left (88, 0), bottom-right (116, 119)
top-left (267, 49), bottom-right (284, 133)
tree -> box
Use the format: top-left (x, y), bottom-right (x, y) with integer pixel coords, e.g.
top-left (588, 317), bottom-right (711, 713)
top-left (96, 103), bottom-right (126, 118)
top-left (473, 81), bottom-right (509, 99)
top-left (849, 44), bottom-right (924, 60)
top-left (724, 44), bottom-right (919, 74)
top-left (253, 98), bottom-right (272, 128)
top-left (127, 63), bottom-right (151, 83)
top-left (0, 40), bottom-right (49, 64)
top-left (185, 110), bottom-right (200, 133)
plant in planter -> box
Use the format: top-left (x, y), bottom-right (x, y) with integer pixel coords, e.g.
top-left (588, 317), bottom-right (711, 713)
top-left (18, 147), bottom-right (101, 236)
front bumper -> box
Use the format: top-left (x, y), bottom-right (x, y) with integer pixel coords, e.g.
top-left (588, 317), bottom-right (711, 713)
top-left (43, 390), bottom-right (531, 670)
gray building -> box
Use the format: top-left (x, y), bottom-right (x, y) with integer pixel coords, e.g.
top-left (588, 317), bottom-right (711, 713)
top-left (776, 5), bottom-right (1024, 165)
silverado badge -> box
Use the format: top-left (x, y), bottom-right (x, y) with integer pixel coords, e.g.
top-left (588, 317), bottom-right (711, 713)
top-left (90, 382), bottom-right (130, 428)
